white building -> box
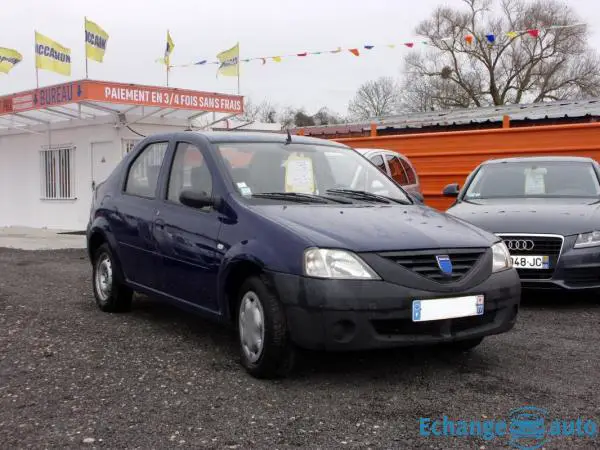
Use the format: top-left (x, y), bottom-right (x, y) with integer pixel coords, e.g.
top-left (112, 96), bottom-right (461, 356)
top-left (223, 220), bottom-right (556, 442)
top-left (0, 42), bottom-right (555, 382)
top-left (0, 79), bottom-right (245, 230)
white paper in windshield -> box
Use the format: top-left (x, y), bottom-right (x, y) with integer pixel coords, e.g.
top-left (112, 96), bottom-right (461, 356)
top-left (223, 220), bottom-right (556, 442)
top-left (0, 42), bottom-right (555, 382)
top-left (236, 182), bottom-right (252, 197)
top-left (524, 167), bottom-right (547, 195)
top-left (284, 153), bottom-right (315, 193)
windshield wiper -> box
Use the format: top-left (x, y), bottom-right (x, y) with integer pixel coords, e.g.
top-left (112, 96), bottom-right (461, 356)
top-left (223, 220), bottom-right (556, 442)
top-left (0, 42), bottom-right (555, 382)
top-left (326, 189), bottom-right (411, 205)
top-left (252, 192), bottom-right (351, 204)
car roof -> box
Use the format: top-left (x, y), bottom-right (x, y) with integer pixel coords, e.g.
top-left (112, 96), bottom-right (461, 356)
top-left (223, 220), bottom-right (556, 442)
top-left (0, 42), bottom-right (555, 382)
top-left (483, 156), bottom-right (596, 165)
top-left (196, 130), bottom-right (347, 147)
top-left (140, 130), bottom-right (350, 148)
top-left (353, 148), bottom-right (404, 156)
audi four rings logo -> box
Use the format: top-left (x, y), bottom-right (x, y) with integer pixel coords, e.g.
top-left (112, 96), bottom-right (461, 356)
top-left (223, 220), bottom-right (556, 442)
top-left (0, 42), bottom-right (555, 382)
top-left (505, 239), bottom-right (535, 251)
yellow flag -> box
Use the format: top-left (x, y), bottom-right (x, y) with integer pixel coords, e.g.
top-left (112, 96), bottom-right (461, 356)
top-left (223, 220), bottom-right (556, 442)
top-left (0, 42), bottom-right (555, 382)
top-left (0, 47), bottom-right (23, 74)
top-left (216, 42), bottom-right (239, 77)
top-left (162, 30), bottom-right (175, 66)
top-left (35, 31), bottom-right (71, 76)
top-left (506, 31), bottom-right (519, 39)
top-left (85, 18), bottom-right (109, 63)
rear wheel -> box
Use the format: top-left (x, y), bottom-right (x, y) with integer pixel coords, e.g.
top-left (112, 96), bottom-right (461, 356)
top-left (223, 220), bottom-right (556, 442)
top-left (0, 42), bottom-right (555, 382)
top-left (237, 275), bottom-right (295, 378)
top-left (92, 243), bottom-right (133, 313)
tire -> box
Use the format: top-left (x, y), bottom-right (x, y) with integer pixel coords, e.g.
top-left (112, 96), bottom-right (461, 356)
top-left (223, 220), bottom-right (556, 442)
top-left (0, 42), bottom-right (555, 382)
top-left (92, 243), bottom-right (133, 313)
top-left (237, 275), bottom-right (295, 379)
top-left (444, 337), bottom-right (484, 352)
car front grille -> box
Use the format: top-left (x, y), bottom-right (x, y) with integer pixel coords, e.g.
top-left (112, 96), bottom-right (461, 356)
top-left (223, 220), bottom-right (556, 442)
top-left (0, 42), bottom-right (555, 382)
top-left (377, 248), bottom-right (487, 283)
top-left (498, 234), bottom-right (563, 280)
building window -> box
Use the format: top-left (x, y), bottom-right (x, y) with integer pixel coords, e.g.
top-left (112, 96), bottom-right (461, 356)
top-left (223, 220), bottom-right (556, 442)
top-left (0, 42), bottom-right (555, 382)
top-left (40, 145), bottom-right (76, 200)
top-left (122, 138), bottom-right (142, 156)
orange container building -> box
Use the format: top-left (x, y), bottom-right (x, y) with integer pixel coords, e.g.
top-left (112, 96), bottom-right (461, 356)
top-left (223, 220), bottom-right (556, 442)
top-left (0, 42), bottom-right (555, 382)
top-left (335, 122), bottom-right (600, 210)
top-left (295, 98), bottom-right (600, 211)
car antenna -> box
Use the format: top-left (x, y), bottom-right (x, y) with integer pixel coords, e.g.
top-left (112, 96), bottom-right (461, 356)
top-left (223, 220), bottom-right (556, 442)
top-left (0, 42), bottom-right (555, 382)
top-left (285, 129), bottom-right (292, 145)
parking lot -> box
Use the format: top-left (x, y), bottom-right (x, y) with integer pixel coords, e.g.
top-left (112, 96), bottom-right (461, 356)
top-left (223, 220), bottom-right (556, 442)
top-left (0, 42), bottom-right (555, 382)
top-left (1, 247), bottom-right (599, 449)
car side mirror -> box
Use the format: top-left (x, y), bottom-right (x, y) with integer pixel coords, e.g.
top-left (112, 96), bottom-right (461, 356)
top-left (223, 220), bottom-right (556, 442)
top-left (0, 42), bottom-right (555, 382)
top-left (408, 191), bottom-right (425, 204)
top-left (179, 190), bottom-right (214, 209)
top-left (442, 183), bottom-right (460, 197)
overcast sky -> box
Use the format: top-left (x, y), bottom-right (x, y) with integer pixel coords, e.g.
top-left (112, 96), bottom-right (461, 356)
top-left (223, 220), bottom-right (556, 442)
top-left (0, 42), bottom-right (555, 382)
top-left (2, 0), bottom-right (598, 116)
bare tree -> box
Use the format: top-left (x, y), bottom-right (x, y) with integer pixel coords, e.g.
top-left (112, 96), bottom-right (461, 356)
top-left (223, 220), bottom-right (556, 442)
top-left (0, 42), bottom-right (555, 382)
top-left (348, 76), bottom-right (400, 119)
top-left (279, 106), bottom-right (297, 129)
top-left (400, 0), bottom-right (600, 111)
top-left (313, 107), bottom-right (342, 125)
top-left (278, 106), bottom-right (346, 129)
top-left (293, 109), bottom-right (316, 127)
top-left (240, 98), bottom-right (279, 123)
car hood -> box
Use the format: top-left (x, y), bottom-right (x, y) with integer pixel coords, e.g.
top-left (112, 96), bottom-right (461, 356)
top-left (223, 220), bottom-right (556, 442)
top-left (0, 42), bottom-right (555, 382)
top-left (250, 204), bottom-right (497, 252)
top-left (446, 198), bottom-right (600, 235)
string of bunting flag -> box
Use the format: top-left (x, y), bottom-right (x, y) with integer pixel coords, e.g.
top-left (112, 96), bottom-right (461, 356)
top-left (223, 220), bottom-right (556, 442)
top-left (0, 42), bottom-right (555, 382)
top-left (0, 20), bottom-right (586, 85)
top-left (171, 23), bottom-right (586, 69)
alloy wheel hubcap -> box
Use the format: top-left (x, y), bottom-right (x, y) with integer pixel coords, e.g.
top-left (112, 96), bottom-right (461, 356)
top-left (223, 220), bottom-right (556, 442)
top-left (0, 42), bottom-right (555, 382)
top-left (238, 291), bottom-right (265, 363)
top-left (95, 254), bottom-right (113, 302)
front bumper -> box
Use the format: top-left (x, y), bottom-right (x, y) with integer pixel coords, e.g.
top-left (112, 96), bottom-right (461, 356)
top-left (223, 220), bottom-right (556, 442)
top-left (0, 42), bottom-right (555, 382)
top-left (269, 268), bottom-right (521, 351)
top-left (514, 236), bottom-right (600, 292)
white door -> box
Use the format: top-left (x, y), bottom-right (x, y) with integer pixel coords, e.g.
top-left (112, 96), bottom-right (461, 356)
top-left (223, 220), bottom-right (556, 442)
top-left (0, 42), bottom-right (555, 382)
top-left (91, 141), bottom-right (120, 190)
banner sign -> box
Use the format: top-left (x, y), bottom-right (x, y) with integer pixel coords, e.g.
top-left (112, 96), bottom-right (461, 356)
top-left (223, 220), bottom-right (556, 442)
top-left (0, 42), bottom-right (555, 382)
top-left (0, 80), bottom-right (244, 115)
top-left (87, 81), bottom-right (243, 113)
top-left (0, 82), bottom-right (83, 114)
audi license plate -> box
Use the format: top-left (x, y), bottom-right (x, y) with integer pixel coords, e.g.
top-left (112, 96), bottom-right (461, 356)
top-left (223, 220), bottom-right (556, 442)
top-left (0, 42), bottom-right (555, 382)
top-left (511, 255), bottom-right (550, 269)
top-left (412, 295), bottom-right (484, 322)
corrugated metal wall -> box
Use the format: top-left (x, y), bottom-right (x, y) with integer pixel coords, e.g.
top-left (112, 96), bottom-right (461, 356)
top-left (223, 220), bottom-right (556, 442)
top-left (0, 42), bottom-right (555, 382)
top-left (335, 122), bottom-right (600, 211)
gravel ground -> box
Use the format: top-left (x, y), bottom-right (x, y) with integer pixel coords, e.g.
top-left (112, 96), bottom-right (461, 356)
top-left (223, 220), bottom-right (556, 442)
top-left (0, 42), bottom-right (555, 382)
top-left (1, 248), bottom-right (599, 450)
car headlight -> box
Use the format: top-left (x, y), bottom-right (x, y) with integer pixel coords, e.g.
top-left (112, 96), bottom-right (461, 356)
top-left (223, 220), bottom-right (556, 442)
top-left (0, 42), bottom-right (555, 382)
top-left (574, 231), bottom-right (600, 249)
top-left (492, 241), bottom-right (512, 273)
top-left (304, 248), bottom-right (380, 279)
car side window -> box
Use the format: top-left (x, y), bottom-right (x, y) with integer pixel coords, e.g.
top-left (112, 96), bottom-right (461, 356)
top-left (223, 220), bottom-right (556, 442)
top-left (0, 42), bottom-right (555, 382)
top-left (399, 157), bottom-right (417, 185)
top-left (369, 154), bottom-right (387, 174)
top-left (166, 142), bottom-right (213, 207)
top-left (124, 142), bottom-right (168, 198)
top-left (385, 155), bottom-right (409, 185)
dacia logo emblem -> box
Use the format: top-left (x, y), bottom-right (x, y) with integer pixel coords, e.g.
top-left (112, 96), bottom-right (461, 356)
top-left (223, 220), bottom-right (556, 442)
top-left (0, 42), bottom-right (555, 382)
top-left (436, 255), bottom-right (453, 276)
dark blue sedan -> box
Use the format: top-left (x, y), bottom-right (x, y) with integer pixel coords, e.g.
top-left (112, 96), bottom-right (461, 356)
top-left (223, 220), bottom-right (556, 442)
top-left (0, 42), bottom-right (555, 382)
top-left (86, 131), bottom-right (521, 378)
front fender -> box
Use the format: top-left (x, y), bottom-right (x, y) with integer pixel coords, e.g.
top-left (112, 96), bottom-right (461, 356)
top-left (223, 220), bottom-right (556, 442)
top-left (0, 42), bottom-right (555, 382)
top-left (216, 238), bottom-right (303, 318)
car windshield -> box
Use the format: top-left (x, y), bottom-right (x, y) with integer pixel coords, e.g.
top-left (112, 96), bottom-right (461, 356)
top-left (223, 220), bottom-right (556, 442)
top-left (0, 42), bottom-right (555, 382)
top-left (216, 142), bottom-right (411, 204)
top-left (464, 161), bottom-right (600, 199)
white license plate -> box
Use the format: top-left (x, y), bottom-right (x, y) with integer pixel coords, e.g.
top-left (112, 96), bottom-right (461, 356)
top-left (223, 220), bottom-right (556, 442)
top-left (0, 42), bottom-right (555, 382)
top-left (412, 295), bottom-right (484, 322)
top-left (510, 255), bottom-right (550, 269)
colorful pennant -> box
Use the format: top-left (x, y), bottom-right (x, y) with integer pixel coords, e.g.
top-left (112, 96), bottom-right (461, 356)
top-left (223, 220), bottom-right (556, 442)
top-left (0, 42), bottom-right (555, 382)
top-left (171, 23), bottom-right (589, 71)
top-left (0, 21), bottom-right (588, 80)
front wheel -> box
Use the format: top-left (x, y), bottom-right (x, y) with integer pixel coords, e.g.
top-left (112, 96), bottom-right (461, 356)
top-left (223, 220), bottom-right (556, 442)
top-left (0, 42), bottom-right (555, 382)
top-left (237, 275), bottom-right (295, 379)
top-left (92, 243), bottom-right (133, 313)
